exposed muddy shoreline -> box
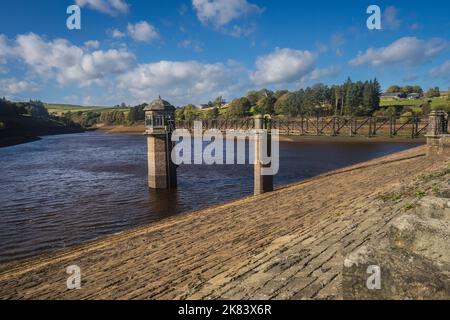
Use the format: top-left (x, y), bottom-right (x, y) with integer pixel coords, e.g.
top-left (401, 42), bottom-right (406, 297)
top-left (95, 124), bottom-right (426, 144)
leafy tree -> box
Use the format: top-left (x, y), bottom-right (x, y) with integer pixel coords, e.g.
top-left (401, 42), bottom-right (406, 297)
top-left (387, 85), bottom-right (401, 93)
top-left (204, 106), bottom-right (220, 120)
top-left (127, 104), bottom-right (145, 124)
top-left (344, 81), bottom-right (363, 115)
top-left (331, 85), bottom-right (343, 115)
top-left (246, 89), bottom-right (274, 106)
top-left (274, 90), bottom-right (289, 99)
top-left (361, 79), bottom-right (381, 115)
top-left (175, 104), bottom-right (201, 121)
top-left (255, 96), bottom-right (275, 115)
top-left (128, 107), bottom-right (138, 123)
top-left (274, 91), bottom-right (307, 117)
top-left (426, 87), bottom-right (441, 98)
top-left (100, 110), bottom-right (125, 125)
top-left (212, 96), bottom-right (225, 108)
top-left (183, 104), bottom-right (201, 121)
top-left (226, 97), bottom-right (251, 118)
top-left (175, 108), bottom-right (185, 121)
top-left (23, 100), bottom-right (49, 118)
top-left (274, 93), bottom-right (290, 115)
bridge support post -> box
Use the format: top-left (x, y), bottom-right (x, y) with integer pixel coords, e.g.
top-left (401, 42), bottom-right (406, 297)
top-left (146, 134), bottom-right (177, 189)
top-left (426, 110), bottom-right (448, 156)
top-left (254, 115), bottom-right (274, 196)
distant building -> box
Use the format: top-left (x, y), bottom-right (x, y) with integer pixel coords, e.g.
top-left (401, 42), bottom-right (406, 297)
top-left (407, 93), bottom-right (421, 100)
top-left (381, 92), bottom-right (406, 99)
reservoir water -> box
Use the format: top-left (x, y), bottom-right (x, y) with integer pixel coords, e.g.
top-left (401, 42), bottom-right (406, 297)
top-left (0, 132), bottom-right (422, 263)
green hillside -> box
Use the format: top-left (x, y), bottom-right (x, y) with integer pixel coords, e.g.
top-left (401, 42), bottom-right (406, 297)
top-left (45, 103), bottom-right (129, 115)
top-left (380, 97), bottom-right (448, 108)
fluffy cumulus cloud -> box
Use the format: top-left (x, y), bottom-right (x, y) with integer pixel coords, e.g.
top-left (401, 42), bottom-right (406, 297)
top-left (84, 40), bottom-right (100, 50)
top-left (251, 48), bottom-right (318, 85)
top-left (430, 61), bottom-right (450, 80)
top-left (127, 21), bottom-right (159, 43)
top-left (350, 37), bottom-right (447, 67)
top-left (117, 60), bottom-right (248, 105)
top-left (14, 33), bottom-right (135, 86)
top-left (110, 29), bottom-right (125, 39)
top-left (0, 35), bottom-right (13, 63)
top-left (75, 0), bottom-right (129, 16)
top-left (192, 0), bottom-right (263, 28)
top-left (0, 32), bottom-right (250, 105)
top-left (0, 78), bottom-right (37, 95)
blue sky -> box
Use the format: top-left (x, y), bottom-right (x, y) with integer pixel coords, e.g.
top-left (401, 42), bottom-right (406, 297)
top-left (0, 0), bottom-right (449, 106)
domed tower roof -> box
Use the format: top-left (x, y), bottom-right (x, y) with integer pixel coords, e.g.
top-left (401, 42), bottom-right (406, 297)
top-left (144, 96), bottom-right (176, 112)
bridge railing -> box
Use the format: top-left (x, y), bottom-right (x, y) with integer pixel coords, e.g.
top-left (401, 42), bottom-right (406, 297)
top-left (176, 116), bottom-right (429, 139)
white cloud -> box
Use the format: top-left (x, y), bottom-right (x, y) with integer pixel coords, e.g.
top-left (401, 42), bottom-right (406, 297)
top-left (75, 0), bottom-right (129, 16)
top-left (350, 37), bottom-right (447, 67)
top-left (430, 60), bottom-right (450, 80)
top-left (0, 78), bottom-right (37, 95)
top-left (0, 35), bottom-right (13, 63)
top-left (251, 48), bottom-right (318, 85)
top-left (225, 23), bottom-right (257, 38)
top-left (0, 33), bottom-right (251, 105)
top-left (127, 21), bottom-right (159, 43)
top-left (117, 60), bottom-right (248, 105)
top-left (178, 40), bottom-right (203, 52)
top-left (192, 0), bottom-right (263, 28)
top-left (84, 40), bottom-right (100, 50)
top-left (14, 33), bottom-right (135, 86)
top-left (110, 29), bottom-right (125, 39)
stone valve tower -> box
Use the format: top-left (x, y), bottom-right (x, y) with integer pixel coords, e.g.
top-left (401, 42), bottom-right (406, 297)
top-left (144, 97), bottom-right (177, 189)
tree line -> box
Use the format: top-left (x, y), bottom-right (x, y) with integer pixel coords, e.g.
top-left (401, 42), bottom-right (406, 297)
top-left (386, 85), bottom-right (443, 99)
top-left (0, 98), bottom-right (50, 118)
top-left (176, 78), bottom-right (382, 120)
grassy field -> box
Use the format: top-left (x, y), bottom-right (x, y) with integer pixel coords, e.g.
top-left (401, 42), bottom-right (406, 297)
top-left (45, 103), bottom-right (129, 115)
top-left (380, 97), bottom-right (449, 108)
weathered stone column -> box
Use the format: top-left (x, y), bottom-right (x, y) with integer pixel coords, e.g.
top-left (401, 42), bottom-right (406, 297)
top-left (147, 134), bottom-right (177, 189)
top-left (426, 110), bottom-right (446, 156)
top-left (254, 115), bottom-right (274, 195)
top-left (145, 97), bottom-right (177, 189)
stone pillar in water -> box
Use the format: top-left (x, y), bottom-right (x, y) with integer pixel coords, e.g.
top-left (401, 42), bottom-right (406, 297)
top-left (144, 97), bottom-right (177, 189)
top-left (254, 115), bottom-right (274, 195)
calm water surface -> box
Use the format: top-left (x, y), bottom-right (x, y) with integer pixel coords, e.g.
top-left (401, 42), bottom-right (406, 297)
top-left (0, 132), bottom-right (421, 263)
